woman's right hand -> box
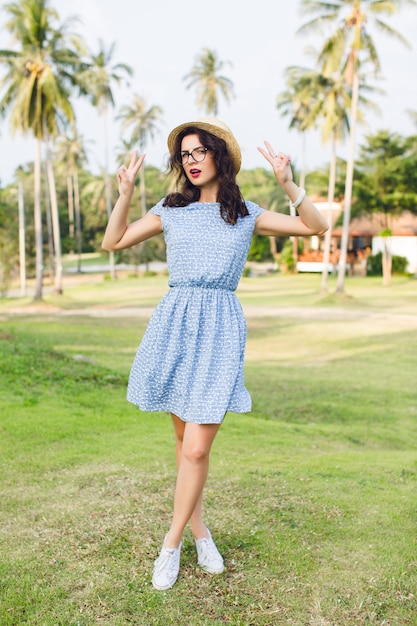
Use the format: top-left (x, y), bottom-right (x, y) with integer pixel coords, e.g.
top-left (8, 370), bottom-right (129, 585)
top-left (117, 150), bottom-right (146, 197)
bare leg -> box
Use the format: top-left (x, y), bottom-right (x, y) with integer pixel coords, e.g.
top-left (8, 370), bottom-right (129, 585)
top-left (171, 414), bottom-right (208, 540)
top-left (165, 413), bottom-right (221, 548)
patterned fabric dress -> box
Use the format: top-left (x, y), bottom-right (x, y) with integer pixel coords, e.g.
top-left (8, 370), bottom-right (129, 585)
top-left (127, 199), bottom-right (265, 424)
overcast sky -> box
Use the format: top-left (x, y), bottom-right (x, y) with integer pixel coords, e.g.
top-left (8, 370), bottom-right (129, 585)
top-left (1, 0), bottom-right (416, 186)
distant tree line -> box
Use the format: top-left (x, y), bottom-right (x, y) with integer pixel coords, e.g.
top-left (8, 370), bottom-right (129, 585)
top-left (1, 127), bottom-right (416, 294)
top-left (1, 0), bottom-right (416, 297)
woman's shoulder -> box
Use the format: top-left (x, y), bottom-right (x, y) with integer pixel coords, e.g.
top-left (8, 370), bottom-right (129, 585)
top-left (148, 198), bottom-right (166, 216)
top-left (244, 200), bottom-right (265, 218)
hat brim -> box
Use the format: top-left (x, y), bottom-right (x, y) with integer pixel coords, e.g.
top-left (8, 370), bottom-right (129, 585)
top-left (167, 120), bottom-right (242, 174)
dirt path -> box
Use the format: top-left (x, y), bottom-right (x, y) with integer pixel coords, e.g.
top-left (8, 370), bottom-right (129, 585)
top-left (3, 302), bottom-right (417, 328)
top-left (2, 270), bottom-right (417, 326)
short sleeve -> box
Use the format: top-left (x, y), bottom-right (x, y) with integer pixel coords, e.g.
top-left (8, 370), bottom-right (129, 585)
top-left (245, 200), bottom-right (265, 219)
top-left (148, 198), bottom-right (166, 216)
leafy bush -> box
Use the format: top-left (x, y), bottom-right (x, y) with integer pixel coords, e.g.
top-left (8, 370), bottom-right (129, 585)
top-left (366, 251), bottom-right (408, 276)
top-left (247, 234), bottom-right (273, 262)
top-left (278, 239), bottom-right (296, 273)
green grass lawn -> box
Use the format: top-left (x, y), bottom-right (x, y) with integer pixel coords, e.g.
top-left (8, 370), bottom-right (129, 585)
top-left (0, 273), bottom-right (416, 625)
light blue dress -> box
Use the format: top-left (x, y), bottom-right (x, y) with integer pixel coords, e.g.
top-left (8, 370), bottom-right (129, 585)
top-left (127, 199), bottom-right (265, 423)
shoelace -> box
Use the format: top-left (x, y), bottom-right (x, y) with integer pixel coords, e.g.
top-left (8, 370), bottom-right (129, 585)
top-left (155, 548), bottom-right (178, 574)
top-left (199, 538), bottom-right (220, 562)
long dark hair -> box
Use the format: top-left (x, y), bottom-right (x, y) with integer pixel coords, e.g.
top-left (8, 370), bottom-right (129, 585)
top-left (163, 127), bottom-right (249, 225)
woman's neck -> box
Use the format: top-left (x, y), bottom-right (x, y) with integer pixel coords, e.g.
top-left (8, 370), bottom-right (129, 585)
top-left (198, 184), bottom-right (218, 204)
top-left (198, 194), bottom-right (217, 203)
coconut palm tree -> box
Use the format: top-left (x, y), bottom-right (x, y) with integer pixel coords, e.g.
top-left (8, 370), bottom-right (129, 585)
top-left (318, 67), bottom-right (381, 291)
top-left (55, 129), bottom-right (90, 272)
top-left (16, 176), bottom-right (26, 295)
top-left (315, 73), bottom-right (353, 292)
top-left (277, 66), bottom-right (320, 263)
top-left (277, 67), bottom-right (317, 189)
top-left (80, 40), bottom-right (133, 279)
top-left (407, 109), bottom-right (417, 127)
top-left (183, 48), bottom-right (234, 116)
top-left (298, 0), bottom-right (416, 294)
top-left (0, 0), bottom-right (85, 298)
top-left (117, 95), bottom-right (162, 217)
top-left (304, 65), bottom-right (373, 290)
top-left (81, 172), bottom-right (108, 219)
top-left (115, 137), bottom-right (137, 166)
top-left (282, 66), bottom-right (351, 289)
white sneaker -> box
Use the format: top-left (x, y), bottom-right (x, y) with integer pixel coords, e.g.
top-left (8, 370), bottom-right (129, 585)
top-left (152, 537), bottom-right (182, 590)
top-left (195, 529), bottom-right (224, 574)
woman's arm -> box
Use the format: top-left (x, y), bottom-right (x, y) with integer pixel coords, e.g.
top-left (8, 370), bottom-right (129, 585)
top-left (255, 142), bottom-right (328, 237)
top-left (102, 151), bottom-right (163, 252)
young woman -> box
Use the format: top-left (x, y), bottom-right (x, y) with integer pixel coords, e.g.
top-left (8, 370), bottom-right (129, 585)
top-left (102, 117), bottom-right (328, 591)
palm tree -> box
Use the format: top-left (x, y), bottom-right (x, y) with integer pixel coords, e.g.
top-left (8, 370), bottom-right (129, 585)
top-left (0, 0), bottom-right (85, 298)
top-left (55, 129), bottom-right (89, 272)
top-left (115, 137), bottom-right (137, 166)
top-left (320, 69), bottom-right (382, 291)
top-left (80, 40), bottom-right (133, 278)
top-left (277, 66), bottom-right (316, 188)
top-left (277, 66), bottom-right (320, 262)
top-left (17, 176), bottom-right (26, 296)
top-left (407, 109), bottom-right (417, 127)
top-left (117, 95), bottom-right (162, 217)
top-left (183, 48), bottom-right (234, 115)
top-left (81, 172), bottom-right (108, 218)
top-left (298, 0), bottom-right (416, 294)
top-left (282, 66), bottom-right (351, 290)
top-left (316, 74), bottom-right (352, 292)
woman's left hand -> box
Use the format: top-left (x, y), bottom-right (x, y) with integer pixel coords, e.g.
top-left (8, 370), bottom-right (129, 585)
top-left (257, 141), bottom-right (293, 186)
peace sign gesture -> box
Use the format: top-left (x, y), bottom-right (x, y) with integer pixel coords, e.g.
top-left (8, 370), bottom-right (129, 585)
top-left (117, 150), bottom-right (146, 196)
top-left (257, 141), bottom-right (293, 187)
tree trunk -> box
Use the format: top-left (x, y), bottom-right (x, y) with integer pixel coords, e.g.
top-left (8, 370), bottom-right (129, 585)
top-left (73, 171), bottom-right (83, 273)
top-left (292, 131), bottom-right (307, 266)
top-left (103, 107), bottom-right (116, 280)
top-left (382, 236), bottom-right (392, 286)
top-left (321, 133), bottom-right (337, 293)
top-left (336, 69), bottom-right (359, 294)
top-left (45, 142), bottom-right (63, 295)
top-left (139, 166), bottom-right (146, 217)
top-left (67, 174), bottom-right (74, 240)
top-left (269, 236), bottom-right (277, 258)
top-left (299, 131), bottom-right (306, 190)
top-left (33, 139), bottom-right (43, 301)
top-left (43, 162), bottom-right (55, 278)
top-left (18, 180), bottom-right (27, 297)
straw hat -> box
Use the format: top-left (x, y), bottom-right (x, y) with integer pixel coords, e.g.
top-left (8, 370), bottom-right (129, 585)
top-left (167, 117), bottom-right (242, 174)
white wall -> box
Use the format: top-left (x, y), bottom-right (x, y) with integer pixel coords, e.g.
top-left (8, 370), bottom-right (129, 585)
top-left (372, 236), bottom-right (417, 273)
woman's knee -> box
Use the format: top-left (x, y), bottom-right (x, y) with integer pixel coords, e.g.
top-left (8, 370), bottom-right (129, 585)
top-left (182, 442), bottom-right (210, 464)
top-left (181, 423), bottom-right (220, 464)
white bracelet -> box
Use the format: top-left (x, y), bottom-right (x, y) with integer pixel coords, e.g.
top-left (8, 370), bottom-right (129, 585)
top-left (291, 188), bottom-right (306, 209)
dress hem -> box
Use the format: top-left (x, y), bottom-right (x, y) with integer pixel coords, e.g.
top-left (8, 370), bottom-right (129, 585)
top-left (127, 398), bottom-right (251, 424)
